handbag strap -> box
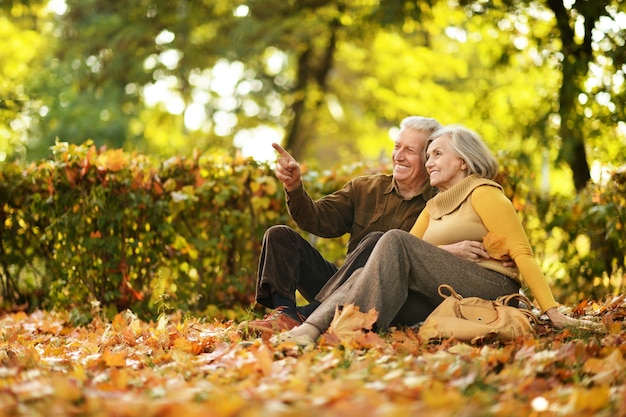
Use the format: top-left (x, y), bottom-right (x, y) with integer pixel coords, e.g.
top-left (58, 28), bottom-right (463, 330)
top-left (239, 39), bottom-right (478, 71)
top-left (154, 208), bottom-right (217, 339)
top-left (496, 293), bottom-right (539, 325)
top-left (518, 308), bottom-right (540, 325)
top-left (497, 292), bottom-right (533, 309)
top-left (438, 284), bottom-right (463, 300)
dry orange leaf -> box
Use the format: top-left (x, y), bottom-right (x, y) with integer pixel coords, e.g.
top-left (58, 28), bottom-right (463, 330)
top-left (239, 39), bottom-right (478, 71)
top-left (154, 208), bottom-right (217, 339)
top-left (483, 231), bottom-right (508, 259)
top-left (325, 304), bottom-right (384, 348)
top-left (101, 348), bottom-right (127, 367)
top-left (1, 300), bottom-right (623, 416)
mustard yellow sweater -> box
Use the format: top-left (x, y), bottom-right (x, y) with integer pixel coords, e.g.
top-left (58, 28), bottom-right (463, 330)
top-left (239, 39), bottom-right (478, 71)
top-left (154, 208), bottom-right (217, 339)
top-left (410, 175), bottom-right (558, 312)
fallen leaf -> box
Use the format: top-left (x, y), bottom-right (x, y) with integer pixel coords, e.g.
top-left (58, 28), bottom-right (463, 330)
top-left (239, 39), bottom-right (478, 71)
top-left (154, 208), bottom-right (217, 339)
top-left (51, 375), bottom-right (83, 402)
top-left (325, 304), bottom-right (382, 348)
top-left (570, 385), bottom-right (611, 412)
top-left (1, 299), bottom-right (624, 416)
top-left (483, 232), bottom-right (509, 259)
top-left (101, 348), bottom-right (127, 367)
top-left (582, 348), bottom-right (626, 385)
top-left (483, 231), bottom-right (508, 259)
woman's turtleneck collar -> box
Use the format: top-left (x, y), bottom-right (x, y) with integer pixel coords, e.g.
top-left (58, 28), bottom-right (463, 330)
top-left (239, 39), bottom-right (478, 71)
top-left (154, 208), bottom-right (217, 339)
top-left (427, 174), bottom-right (502, 219)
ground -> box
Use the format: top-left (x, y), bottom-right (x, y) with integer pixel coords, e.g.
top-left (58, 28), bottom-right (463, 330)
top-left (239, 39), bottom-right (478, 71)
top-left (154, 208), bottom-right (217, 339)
top-left (0, 296), bottom-right (625, 417)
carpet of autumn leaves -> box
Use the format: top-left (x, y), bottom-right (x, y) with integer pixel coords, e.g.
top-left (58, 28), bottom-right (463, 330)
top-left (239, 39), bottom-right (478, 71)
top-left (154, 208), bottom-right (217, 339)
top-left (1, 295), bottom-right (626, 417)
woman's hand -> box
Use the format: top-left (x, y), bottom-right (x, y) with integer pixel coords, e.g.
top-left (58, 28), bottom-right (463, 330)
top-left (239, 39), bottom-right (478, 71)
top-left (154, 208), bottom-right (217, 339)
top-left (439, 240), bottom-right (516, 268)
top-left (439, 241), bottom-right (489, 263)
top-left (544, 307), bottom-right (603, 330)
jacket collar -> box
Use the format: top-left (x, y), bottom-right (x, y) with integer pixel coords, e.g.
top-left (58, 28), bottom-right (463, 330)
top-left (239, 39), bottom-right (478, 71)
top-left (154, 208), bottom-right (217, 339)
top-left (388, 176), bottom-right (436, 201)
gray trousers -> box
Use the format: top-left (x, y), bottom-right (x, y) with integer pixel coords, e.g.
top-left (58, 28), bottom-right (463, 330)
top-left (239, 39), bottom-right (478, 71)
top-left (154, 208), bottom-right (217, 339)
top-left (305, 229), bottom-right (521, 332)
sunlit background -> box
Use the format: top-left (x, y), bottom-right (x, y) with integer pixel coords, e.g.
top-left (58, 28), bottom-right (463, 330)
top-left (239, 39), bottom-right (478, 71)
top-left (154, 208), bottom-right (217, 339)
top-left (2, 0), bottom-right (625, 193)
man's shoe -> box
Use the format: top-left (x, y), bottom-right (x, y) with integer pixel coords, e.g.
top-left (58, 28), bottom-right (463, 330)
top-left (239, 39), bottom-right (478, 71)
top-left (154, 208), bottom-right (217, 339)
top-left (237, 307), bottom-right (303, 338)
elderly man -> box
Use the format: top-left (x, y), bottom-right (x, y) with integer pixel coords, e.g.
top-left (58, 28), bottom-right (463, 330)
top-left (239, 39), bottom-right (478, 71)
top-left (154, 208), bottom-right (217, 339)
top-left (239, 116), bottom-right (442, 336)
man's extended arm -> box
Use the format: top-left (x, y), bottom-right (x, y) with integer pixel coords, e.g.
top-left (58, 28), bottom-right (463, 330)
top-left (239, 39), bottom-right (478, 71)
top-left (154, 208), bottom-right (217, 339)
top-left (272, 143), bottom-right (354, 238)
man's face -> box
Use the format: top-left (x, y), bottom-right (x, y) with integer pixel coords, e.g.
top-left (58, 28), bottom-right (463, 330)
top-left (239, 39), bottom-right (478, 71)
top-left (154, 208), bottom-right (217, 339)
top-left (392, 128), bottom-right (430, 187)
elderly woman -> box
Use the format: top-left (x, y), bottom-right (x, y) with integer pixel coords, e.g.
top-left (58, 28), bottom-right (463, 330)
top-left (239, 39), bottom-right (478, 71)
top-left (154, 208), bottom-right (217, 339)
top-left (274, 124), bottom-right (590, 346)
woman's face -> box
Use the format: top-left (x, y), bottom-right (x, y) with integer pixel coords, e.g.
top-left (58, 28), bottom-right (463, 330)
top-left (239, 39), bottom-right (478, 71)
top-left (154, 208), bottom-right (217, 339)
top-left (425, 135), bottom-right (468, 191)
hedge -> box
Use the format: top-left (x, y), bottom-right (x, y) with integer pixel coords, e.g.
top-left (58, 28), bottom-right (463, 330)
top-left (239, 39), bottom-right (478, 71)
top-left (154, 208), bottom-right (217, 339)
top-left (0, 141), bottom-right (623, 322)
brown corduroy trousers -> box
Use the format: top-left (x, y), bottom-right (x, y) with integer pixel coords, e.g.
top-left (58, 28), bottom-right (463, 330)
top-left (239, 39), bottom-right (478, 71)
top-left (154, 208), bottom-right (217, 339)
top-left (255, 225), bottom-right (384, 310)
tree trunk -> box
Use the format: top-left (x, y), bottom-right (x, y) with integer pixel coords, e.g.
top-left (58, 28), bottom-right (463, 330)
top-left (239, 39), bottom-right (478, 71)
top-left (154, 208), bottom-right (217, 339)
top-left (546, 0), bottom-right (608, 191)
top-left (284, 17), bottom-right (339, 160)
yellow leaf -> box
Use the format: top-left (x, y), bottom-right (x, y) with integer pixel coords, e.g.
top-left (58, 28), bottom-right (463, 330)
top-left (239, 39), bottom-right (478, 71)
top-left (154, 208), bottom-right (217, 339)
top-left (51, 375), bottom-right (82, 402)
top-left (422, 380), bottom-right (463, 409)
top-left (417, 319), bottom-right (440, 341)
top-left (101, 348), bottom-right (127, 367)
top-left (109, 367), bottom-right (130, 390)
top-left (96, 149), bottom-right (128, 172)
top-left (69, 363), bottom-right (87, 382)
top-left (173, 336), bottom-right (191, 351)
top-left (250, 344), bottom-right (274, 376)
top-left (483, 231), bottom-right (508, 259)
top-left (570, 386), bottom-right (611, 412)
top-left (263, 176), bottom-right (278, 195)
top-left (173, 337), bottom-right (202, 354)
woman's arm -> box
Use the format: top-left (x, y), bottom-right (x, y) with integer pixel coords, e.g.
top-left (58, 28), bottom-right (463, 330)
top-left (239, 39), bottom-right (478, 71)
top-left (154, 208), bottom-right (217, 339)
top-left (409, 208), bottom-right (430, 238)
top-left (471, 186), bottom-right (558, 313)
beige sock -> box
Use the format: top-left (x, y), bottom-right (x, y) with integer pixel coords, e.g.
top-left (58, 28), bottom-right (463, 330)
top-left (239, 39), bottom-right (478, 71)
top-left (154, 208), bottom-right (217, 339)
top-left (287, 322), bottom-right (321, 340)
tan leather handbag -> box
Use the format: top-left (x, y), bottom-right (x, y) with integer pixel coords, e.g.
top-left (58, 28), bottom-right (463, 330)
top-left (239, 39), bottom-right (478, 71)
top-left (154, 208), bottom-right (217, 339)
top-left (418, 284), bottom-right (539, 343)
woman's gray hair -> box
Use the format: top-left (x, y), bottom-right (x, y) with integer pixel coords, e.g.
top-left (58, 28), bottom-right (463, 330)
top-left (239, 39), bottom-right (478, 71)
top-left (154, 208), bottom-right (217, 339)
top-left (400, 116), bottom-right (442, 135)
top-left (427, 124), bottom-right (499, 180)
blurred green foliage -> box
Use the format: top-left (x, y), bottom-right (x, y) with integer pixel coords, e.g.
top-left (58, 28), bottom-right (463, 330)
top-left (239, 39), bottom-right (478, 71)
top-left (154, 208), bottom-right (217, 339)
top-left (498, 157), bottom-right (626, 305)
top-left (1, 144), bottom-right (624, 323)
top-left (1, 0), bottom-right (625, 194)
